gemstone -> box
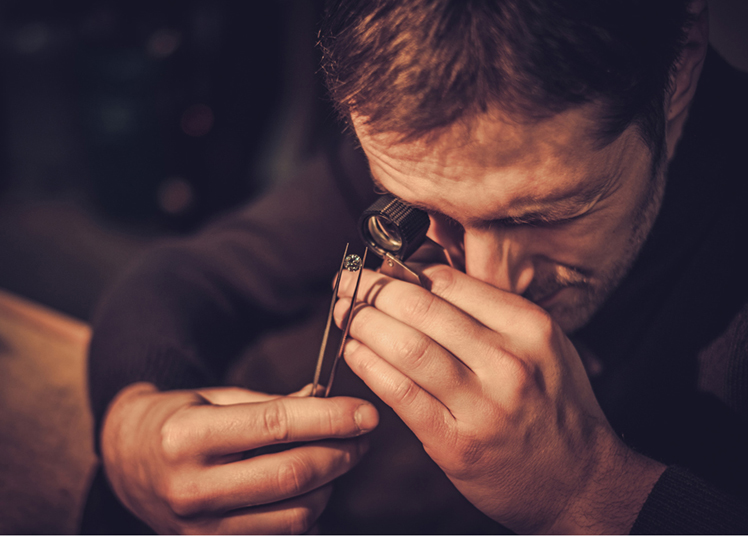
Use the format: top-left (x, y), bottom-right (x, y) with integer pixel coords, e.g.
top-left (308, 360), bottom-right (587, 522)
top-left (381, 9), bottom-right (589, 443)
top-left (344, 254), bottom-right (362, 271)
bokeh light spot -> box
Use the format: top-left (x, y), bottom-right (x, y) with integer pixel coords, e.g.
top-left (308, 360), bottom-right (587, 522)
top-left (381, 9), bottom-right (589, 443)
top-left (158, 176), bottom-right (195, 215)
top-left (147, 28), bottom-right (181, 59)
top-left (180, 104), bottom-right (214, 137)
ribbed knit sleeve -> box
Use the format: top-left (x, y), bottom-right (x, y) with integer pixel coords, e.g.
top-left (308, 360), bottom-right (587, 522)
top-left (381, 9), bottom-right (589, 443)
top-left (631, 466), bottom-right (748, 534)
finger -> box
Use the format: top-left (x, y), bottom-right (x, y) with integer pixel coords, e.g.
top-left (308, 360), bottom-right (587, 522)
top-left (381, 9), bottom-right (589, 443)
top-left (340, 266), bottom-right (542, 336)
top-left (197, 386), bottom-right (280, 406)
top-left (199, 384), bottom-right (321, 405)
top-left (189, 438), bottom-right (367, 513)
top-left (419, 264), bottom-right (548, 333)
top-left (290, 383), bottom-right (325, 398)
top-left (168, 396), bottom-right (379, 458)
top-left (337, 269), bottom-right (510, 371)
top-left (343, 338), bottom-right (453, 447)
top-left (222, 485), bottom-right (333, 535)
top-left (189, 484), bottom-right (333, 535)
top-left (334, 298), bottom-right (475, 405)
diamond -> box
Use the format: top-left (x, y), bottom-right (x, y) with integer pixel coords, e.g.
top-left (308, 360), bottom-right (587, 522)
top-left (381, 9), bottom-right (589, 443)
top-left (344, 254), bottom-right (362, 271)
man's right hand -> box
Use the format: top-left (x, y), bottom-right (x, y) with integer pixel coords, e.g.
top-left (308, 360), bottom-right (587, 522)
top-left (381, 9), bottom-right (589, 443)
top-left (100, 382), bottom-right (378, 534)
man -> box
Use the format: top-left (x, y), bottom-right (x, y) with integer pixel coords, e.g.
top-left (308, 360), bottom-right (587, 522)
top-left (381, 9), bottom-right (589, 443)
top-left (83, 0), bottom-right (748, 533)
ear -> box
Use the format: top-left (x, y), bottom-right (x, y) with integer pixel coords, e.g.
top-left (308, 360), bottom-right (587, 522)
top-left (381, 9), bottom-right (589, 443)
top-left (665, 0), bottom-right (709, 158)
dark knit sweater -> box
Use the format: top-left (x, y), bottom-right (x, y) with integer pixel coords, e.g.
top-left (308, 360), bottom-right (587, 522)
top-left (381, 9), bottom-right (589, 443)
top-left (84, 49), bottom-right (748, 534)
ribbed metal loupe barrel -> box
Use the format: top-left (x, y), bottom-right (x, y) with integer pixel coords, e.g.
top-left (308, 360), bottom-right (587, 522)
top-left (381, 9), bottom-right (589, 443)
top-left (359, 195), bottom-right (430, 261)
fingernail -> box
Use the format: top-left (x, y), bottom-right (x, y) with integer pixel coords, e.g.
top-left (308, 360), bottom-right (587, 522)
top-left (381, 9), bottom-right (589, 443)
top-left (292, 383), bottom-right (313, 397)
top-left (332, 299), bottom-right (347, 327)
top-left (354, 403), bottom-right (379, 433)
top-left (344, 338), bottom-right (360, 355)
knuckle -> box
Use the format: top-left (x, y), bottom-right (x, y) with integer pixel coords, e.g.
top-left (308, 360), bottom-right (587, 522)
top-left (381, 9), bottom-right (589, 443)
top-left (162, 476), bottom-right (204, 518)
top-left (424, 425), bottom-right (484, 476)
top-left (400, 288), bottom-right (438, 326)
top-left (262, 401), bottom-right (290, 443)
top-left (390, 376), bottom-right (421, 407)
top-left (276, 457), bottom-right (312, 496)
top-left (425, 265), bottom-right (456, 296)
top-left (159, 416), bottom-right (193, 462)
top-left (505, 355), bottom-right (534, 389)
top-left (529, 308), bottom-right (556, 342)
top-left (499, 356), bottom-right (541, 407)
top-left (322, 404), bottom-right (339, 437)
top-left (452, 434), bottom-right (485, 471)
top-left (322, 403), bottom-right (352, 438)
top-left (393, 332), bottom-right (431, 368)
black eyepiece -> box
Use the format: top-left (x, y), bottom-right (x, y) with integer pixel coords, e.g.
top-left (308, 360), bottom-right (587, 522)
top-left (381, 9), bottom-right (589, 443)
top-left (359, 195), bottom-right (430, 261)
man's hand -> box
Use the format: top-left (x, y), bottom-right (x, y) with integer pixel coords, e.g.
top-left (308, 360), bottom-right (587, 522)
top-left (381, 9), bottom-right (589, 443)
top-left (335, 265), bottom-right (664, 534)
top-left (101, 382), bottom-right (378, 534)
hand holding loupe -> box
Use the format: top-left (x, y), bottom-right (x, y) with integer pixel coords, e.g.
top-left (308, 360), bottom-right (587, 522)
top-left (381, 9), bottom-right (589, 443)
top-left (359, 194), bottom-right (451, 285)
top-left (312, 195), bottom-right (449, 396)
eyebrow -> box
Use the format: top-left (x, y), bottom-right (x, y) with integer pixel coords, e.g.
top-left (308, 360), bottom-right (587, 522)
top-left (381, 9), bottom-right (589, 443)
top-left (370, 173), bottom-right (614, 227)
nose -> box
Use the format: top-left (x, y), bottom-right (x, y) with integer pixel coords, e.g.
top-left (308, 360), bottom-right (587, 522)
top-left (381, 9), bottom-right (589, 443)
top-left (462, 228), bottom-right (535, 295)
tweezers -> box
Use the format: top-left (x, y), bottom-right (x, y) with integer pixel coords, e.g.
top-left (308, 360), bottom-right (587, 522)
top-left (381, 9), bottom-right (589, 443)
top-left (311, 244), bottom-right (368, 397)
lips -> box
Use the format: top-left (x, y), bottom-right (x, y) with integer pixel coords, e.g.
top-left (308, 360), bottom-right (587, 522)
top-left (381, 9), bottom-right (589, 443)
top-left (523, 266), bottom-right (590, 308)
top-left (522, 265), bottom-right (589, 300)
top-left (524, 277), bottom-right (566, 303)
top-left (532, 287), bottom-right (566, 308)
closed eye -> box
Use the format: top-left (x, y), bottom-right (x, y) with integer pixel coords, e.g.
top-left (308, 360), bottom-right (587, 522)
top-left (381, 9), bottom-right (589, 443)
top-left (431, 209), bottom-right (586, 231)
top-left (490, 211), bottom-right (588, 229)
top-left (438, 213), bottom-right (464, 231)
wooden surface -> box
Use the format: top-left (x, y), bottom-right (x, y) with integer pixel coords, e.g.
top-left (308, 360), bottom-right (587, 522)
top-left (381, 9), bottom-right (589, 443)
top-left (0, 289), bottom-right (97, 534)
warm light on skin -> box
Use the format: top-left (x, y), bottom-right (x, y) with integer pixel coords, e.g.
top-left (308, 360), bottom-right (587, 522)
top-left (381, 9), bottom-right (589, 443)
top-left (353, 105), bottom-right (666, 333)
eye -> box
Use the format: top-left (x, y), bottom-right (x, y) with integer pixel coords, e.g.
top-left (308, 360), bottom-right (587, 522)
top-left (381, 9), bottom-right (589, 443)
top-left (495, 212), bottom-right (587, 229)
top-left (534, 213), bottom-right (587, 228)
top-left (440, 214), bottom-right (464, 231)
top-left (428, 213), bottom-right (465, 236)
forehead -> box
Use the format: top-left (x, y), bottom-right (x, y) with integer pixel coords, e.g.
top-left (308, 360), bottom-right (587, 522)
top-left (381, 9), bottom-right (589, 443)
top-left (353, 105), bottom-right (638, 221)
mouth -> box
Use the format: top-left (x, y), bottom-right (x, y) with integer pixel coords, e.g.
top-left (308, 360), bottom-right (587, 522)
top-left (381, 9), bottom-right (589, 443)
top-left (524, 268), bottom-right (591, 309)
top-left (532, 287), bottom-right (567, 309)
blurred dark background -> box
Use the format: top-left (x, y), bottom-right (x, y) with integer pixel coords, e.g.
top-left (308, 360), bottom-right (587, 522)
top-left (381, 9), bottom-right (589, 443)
top-left (0, 1), bottom-right (745, 535)
top-left (0, 0), bottom-right (746, 322)
top-left (0, 0), bottom-right (328, 320)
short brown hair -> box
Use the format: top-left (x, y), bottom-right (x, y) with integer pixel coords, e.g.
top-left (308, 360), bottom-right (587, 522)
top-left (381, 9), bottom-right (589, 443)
top-left (319, 0), bottom-right (695, 157)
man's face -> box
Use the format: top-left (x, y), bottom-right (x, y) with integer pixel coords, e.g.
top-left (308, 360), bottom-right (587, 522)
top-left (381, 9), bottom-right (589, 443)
top-left (353, 105), bottom-right (665, 333)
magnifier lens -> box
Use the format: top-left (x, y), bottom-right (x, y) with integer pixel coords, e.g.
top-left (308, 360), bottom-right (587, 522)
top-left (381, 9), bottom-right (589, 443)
top-left (366, 216), bottom-right (403, 252)
top-left (359, 195), bottom-right (430, 260)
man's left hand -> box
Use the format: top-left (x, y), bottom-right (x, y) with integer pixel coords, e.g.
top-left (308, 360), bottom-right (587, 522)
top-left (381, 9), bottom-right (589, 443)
top-left (334, 264), bottom-right (665, 534)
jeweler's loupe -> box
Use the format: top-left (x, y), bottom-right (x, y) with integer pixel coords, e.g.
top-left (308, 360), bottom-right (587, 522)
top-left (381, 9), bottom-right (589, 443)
top-left (359, 195), bottom-right (430, 261)
top-left (359, 195), bottom-right (452, 285)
